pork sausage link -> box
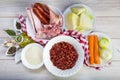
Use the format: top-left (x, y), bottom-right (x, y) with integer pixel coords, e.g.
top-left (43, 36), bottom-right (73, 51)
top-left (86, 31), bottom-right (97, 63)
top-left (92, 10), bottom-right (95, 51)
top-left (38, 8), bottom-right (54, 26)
top-left (33, 7), bottom-right (49, 24)
top-left (34, 3), bottom-right (50, 21)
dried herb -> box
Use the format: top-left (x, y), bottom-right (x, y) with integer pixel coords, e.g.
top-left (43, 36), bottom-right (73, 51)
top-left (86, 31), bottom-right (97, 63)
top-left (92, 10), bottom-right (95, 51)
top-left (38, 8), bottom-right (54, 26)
top-left (7, 46), bottom-right (16, 54)
top-left (5, 29), bottom-right (16, 36)
top-left (16, 22), bottom-right (21, 29)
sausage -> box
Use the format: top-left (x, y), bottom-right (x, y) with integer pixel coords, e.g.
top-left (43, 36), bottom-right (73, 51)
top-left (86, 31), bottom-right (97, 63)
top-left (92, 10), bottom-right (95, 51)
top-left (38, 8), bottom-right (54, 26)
top-left (41, 4), bottom-right (49, 14)
top-left (33, 7), bottom-right (49, 24)
top-left (34, 3), bottom-right (49, 14)
top-left (34, 3), bottom-right (50, 21)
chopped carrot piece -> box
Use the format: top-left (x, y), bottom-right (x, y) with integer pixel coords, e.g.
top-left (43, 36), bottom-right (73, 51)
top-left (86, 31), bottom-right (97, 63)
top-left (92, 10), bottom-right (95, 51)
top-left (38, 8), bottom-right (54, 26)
top-left (94, 35), bottom-right (100, 64)
top-left (88, 35), bottom-right (94, 65)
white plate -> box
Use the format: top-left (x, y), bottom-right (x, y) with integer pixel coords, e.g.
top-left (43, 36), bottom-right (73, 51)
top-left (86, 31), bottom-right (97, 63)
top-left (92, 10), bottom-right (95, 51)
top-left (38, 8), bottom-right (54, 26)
top-left (63, 4), bottom-right (95, 35)
top-left (90, 32), bottom-right (113, 66)
top-left (26, 4), bottom-right (63, 41)
top-left (21, 43), bottom-right (43, 69)
top-left (43, 35), bottom-right (84, 77)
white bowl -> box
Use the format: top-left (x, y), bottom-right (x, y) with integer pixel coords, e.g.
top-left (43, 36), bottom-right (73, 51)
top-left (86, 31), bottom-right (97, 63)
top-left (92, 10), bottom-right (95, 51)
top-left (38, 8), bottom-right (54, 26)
top-left (21, 43), bottom-right (43, 69)
top-left (63, 4), bottom-right (95, 35)
top-left (90, 32), bottom-right (113, 66)
top-left (43, 35), bottom-right (84, 77)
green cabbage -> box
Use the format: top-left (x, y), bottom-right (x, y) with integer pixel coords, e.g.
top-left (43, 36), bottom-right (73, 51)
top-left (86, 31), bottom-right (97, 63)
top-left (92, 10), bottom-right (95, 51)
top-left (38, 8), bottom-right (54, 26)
top-left (71, 7), bottom-right (86, 15)
top-left (65, 13), bottom-right (79, 30)
top-left (66, 7), bottom-right (94, 31)
top-left (79, 12), bottom-right (92, 30)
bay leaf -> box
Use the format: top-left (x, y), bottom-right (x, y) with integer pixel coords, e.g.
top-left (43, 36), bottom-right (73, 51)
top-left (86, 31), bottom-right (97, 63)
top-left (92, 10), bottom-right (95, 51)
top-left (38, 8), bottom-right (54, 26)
top-left (5, 29), bottom-right (16, 36)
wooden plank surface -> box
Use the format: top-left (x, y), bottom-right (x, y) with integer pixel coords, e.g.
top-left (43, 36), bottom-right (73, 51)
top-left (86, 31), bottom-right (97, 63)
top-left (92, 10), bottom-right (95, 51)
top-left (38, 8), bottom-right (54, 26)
top-left (0, 0), bottom-right (120, 17)
top-left (0, 60), bottom-right (120, 80)
top-left (0, 0), bottom-right (120, 79)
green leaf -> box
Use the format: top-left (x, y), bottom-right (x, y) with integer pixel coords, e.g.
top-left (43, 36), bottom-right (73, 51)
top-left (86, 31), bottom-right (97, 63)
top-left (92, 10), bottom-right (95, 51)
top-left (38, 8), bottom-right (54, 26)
top-left (4, 29), bottom-right (16, 36)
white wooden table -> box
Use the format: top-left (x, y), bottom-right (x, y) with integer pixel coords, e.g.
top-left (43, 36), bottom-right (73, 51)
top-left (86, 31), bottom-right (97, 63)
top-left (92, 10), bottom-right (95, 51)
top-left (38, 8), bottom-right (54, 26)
top-left (0, 0), bottom-right (120, 79)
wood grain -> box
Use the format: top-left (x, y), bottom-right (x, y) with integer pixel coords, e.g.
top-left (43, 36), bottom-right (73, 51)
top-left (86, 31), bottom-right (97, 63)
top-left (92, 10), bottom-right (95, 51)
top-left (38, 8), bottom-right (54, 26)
top-left (0, 60), bottom-right (120, 80)
top-left (0, 0), bottom-right (120, 17)
top-left (0, 0), bottom-right (72, 17)
top-left (0, 0), bottom-right (120, 79)
top-left (94, 16), bottom-right (120, 38)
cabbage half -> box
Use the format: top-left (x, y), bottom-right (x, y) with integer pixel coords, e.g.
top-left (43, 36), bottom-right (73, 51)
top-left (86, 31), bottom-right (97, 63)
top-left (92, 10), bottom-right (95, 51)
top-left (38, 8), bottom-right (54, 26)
top-left (65, 13), bottom-right (79, 30)
top-left (66, 7), bottom-right (93, 32)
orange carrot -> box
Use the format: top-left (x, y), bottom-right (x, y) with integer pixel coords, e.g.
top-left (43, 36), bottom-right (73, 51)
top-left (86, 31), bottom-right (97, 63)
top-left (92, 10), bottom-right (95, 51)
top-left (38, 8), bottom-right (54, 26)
top-left (94, 35), bottom-right (100, 64)
top-left (88, 35), bottom-right (94, 65)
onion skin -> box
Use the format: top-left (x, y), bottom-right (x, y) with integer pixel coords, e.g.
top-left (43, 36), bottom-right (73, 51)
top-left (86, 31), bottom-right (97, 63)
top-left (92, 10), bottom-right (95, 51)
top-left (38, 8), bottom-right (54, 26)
top-left (99, 38), bottom-right (110, 49)
top-left (100, 49), bottom-right (112, 62)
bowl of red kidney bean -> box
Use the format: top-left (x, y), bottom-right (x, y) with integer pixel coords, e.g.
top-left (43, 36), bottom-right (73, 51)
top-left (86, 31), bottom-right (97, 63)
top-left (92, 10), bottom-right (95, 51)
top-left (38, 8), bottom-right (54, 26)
top-left (43, 35), bottom-right (84, 77)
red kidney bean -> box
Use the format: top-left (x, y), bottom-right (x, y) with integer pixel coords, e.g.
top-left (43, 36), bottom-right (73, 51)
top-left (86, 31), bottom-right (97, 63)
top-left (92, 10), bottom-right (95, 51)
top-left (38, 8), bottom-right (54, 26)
top-left (50, 42), bottom-right (78, 70)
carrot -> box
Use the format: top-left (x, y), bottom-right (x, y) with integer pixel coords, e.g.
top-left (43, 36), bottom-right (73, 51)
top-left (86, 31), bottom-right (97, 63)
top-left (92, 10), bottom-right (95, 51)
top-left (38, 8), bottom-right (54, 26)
top-left (94, 35), bottom-right (100, 64)
top-left (88, 35), bottom-right (94, 65)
